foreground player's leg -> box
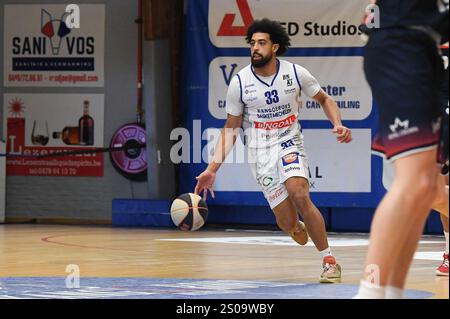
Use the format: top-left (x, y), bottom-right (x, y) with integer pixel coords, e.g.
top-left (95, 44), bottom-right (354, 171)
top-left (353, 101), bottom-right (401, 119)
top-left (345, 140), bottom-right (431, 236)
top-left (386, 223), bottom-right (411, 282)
top-left (383, 211), bottom-right (429, 298)
top-left (283, 177), bottom-right (341, 283)
top-left (382, 174), bottom-right (449, 298)
top-left (356, 150), bottom-right (439, 298)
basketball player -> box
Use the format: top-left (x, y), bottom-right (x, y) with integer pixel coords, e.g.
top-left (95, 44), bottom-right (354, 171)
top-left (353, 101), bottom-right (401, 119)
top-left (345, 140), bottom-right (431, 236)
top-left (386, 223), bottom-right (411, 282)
top-left (194, 19), bottom-right (352, 283)
top-left (356, 0), bottom-right (449, 298)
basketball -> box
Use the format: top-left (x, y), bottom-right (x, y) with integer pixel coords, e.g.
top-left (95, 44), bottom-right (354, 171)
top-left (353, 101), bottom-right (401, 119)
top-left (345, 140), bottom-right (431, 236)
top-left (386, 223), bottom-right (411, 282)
top-left (170, 193), bottom-right (208, 231)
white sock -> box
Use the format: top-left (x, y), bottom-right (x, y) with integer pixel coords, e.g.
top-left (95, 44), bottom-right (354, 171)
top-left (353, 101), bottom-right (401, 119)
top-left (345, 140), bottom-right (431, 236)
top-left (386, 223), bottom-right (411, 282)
top-left (385, 286), bottom-right (404, 299)
top-left (353, 280), bottom-right (386, 299)
top-left (445, 232), bottom-right (449, 255)
top-left (319, 247), bottom-right (332, 259)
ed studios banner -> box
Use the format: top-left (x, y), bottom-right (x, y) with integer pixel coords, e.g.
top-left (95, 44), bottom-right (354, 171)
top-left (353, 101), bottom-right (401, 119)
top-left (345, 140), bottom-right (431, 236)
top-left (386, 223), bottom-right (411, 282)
top-left (208, 0), bottom-right (369, 48)
top-left (3, 4), bottom-right (105, 87)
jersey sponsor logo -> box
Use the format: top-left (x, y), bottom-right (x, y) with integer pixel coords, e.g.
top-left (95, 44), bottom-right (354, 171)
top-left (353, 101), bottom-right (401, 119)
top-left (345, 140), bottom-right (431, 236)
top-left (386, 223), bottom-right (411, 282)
top-left (217, 0), bottom-right (254, 36)
top-left (268, 187), bottom-right (285, 203)
top-left (256, 104), bottom-right (292, 119)
top-left (282, 152), bottom-right (299, 166)
top-left (283, 74), bottom-right (293, 87)
top-left (261, 176), bottom-right (273, 187)
top-left (280, 139), bottom-right (295, 150)
top-left (284, 166), bottom-right (302, 174)
top-left (259, 131), bottom-right (287, 141)
top-left (284, 88), bottom-right (296, 94)
top-left (279, 129), bottom-right (292, 138)
top-left (388, 117), bottom-right (419, 140)
top-left (254, 114), bottom-right (296, 130)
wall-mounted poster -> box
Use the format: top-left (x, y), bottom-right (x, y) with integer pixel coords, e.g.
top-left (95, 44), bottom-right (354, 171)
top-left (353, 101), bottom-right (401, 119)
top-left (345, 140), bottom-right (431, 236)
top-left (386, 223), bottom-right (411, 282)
top-left (3, 94), bottom-right (104, 177)
top-left (4, 4), bottom-right (105, 87)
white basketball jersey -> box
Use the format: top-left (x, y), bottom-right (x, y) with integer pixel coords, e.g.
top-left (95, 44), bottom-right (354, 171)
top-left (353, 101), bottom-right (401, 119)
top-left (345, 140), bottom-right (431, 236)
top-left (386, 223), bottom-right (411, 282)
top-left (226, 59), bottom-right (321, 149)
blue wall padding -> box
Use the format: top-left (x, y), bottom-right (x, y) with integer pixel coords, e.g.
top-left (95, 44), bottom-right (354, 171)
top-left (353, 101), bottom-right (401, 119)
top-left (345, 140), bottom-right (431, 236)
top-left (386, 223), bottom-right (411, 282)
top-left (330, 207), bottom-right (374, 233)
top-left (427, 210), bottom-right (445, 235)
top-left (112, 199), bottom-right (174, 227)
top-left (112, 199), bottom-right (441, 235)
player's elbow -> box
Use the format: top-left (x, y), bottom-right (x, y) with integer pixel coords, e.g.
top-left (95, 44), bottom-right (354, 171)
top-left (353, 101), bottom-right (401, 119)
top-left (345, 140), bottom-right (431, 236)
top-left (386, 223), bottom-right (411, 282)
top-left (320, 95), bottom-right (335, 108)
top-left (224, 114), bottom-right (243, 129)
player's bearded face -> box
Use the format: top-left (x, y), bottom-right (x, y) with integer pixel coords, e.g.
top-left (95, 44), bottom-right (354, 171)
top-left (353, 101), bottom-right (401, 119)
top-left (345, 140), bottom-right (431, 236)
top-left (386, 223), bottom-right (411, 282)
top-left (250, 33), bottom-right (275, 68)
top-left (251, 51), bottom-right (272, 68)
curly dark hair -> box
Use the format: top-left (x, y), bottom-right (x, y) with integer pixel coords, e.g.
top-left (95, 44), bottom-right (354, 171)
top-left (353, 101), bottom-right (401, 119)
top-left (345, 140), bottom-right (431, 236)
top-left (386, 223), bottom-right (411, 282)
top-left (246, 18), bottom-right (291, 56)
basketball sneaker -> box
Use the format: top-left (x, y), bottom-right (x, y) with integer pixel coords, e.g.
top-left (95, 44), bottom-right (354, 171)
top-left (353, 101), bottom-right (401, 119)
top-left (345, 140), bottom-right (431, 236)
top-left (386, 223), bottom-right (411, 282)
top-left (319, 255), bottom-right (342, 283)
top-left (288, 220), bottom-right (308, 245)
top-left (436, 253), bottom-right (449, 276)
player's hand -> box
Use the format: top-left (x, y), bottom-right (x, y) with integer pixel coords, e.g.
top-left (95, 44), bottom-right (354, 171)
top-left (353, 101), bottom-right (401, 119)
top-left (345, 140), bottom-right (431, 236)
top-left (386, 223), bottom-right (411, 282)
top-left (332, 125), bottom-right (352, 143)
top-left (194, 169), bottom-right (216, 201)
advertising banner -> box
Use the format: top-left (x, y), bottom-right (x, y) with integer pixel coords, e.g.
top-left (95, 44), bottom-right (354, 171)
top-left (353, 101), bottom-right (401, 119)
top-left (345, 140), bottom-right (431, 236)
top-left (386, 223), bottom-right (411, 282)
top-left (4, 94), bottom-right (104, 176)
top-left (4, 4), bottom-right (105, 87)
top-left (208, 0), bottom-right (369, 48)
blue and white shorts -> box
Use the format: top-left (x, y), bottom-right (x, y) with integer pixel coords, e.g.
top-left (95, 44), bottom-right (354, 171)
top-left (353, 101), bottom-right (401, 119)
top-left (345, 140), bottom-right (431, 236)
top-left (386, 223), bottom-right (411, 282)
top-left (248, 134), bottom-right (310, 209)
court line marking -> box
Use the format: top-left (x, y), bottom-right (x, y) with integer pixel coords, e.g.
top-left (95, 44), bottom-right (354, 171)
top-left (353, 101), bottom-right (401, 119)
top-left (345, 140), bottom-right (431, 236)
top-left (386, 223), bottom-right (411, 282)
top-left (40, 234), bottom-right (445, 261)
top-left (157, 236), bottom-right (442, 247)
top-left (414, 251), bottom-right (446, 261)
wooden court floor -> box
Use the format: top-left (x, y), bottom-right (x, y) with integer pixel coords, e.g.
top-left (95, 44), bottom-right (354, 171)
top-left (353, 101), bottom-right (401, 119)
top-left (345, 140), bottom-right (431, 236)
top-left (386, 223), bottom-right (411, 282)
top-left (0, 224), bottom-right (448, 299)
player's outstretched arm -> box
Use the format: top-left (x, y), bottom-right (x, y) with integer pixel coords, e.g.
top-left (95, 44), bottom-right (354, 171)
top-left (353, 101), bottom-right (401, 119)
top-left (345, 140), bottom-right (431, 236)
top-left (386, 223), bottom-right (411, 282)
top-left (194, 114), bottom-right (243, 200)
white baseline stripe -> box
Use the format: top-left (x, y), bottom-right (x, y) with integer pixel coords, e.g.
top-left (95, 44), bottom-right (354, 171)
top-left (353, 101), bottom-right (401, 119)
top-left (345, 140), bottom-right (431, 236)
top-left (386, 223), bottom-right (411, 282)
top-left (157, 237), bottom-right (442, 247)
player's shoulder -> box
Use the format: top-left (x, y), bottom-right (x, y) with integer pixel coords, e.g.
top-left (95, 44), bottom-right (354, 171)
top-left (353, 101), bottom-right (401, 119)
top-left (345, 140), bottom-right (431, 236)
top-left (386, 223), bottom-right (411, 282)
top-left (236, 64), bottom-right (252, 77)
top-left (278, 59), bottom-right (296, 68)
top-left (278, 59), bottom-right (306, 73)
top-left (278, 59), bottom-right (293, 67)
top-left (232, 64), bottom-right (253, 87)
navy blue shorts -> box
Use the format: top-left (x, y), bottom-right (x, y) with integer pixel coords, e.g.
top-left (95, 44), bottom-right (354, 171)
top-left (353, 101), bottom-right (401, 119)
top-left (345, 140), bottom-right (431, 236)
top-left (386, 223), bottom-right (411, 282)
top-left (364, 28), bottom-right (445, 161)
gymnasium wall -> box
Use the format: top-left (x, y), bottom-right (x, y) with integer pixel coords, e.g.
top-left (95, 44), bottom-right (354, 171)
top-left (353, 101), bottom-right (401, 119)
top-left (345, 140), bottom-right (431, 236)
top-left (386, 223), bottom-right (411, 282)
top-left (0, 0), bottom-right (444, 235)
top-left (0, 0), bottom-right (156, 222)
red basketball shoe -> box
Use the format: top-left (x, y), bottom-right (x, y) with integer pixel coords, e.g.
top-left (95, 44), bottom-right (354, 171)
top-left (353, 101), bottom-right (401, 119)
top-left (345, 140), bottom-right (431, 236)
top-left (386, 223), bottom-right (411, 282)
top-left (436, 253), bottom-right (449, 276)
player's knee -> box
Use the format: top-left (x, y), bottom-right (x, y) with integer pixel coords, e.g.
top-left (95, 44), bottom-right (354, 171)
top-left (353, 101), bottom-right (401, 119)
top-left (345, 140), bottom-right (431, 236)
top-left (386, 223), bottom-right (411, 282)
top-left (409, 173), bottom-right (439, 202)
top-left (276, 216), bottom-right (297, 233)
top-left (289, 190), bottom-right (310, 210)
